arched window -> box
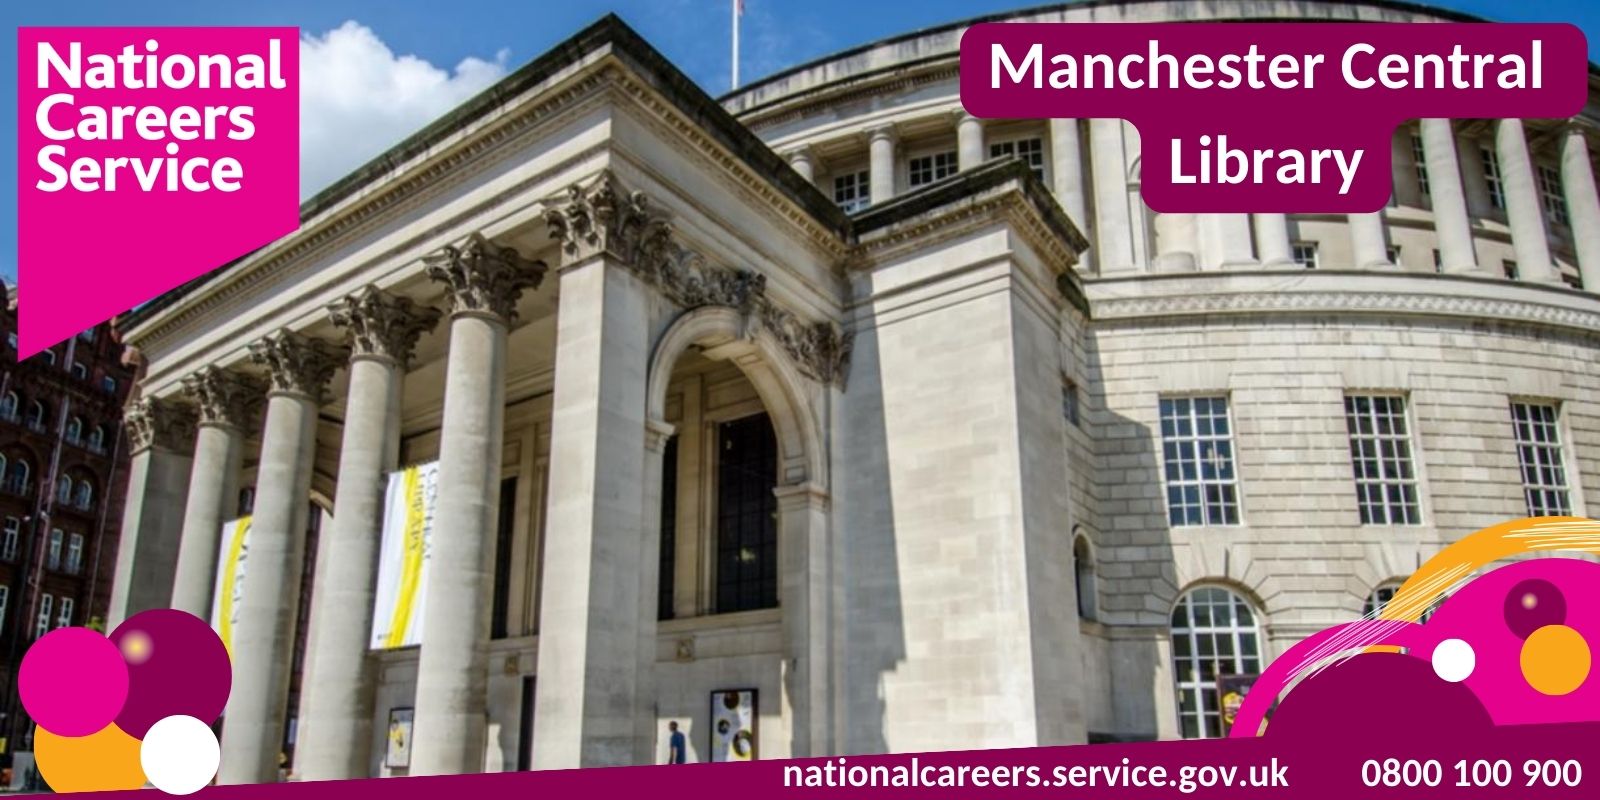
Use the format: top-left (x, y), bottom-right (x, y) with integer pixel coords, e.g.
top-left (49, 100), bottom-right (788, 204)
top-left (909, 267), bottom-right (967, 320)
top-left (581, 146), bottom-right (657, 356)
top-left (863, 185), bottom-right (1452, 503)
top-left (75, 480), bottom-right (93, 510)
top-left (1170, 586), bottom-right (1263, 739)
top-left (0, 392), bottom-right (17, 420)
top-left (65, 417), bottom-right (82, 444)
top-left (1364, 580), bottom-right (1441, 623)
top-left (0, 455), bottom-right (7, 481)
top-left (55, 476), bottom-right (73, 504)
top-left (87, 426), bottom-right (106, 453)
top-left (9, 460), bottom-right (30, 489)
top-left (25, 400), bottom-right (47, 429)
top-left (1073, 530), bottom-right (1097, 620)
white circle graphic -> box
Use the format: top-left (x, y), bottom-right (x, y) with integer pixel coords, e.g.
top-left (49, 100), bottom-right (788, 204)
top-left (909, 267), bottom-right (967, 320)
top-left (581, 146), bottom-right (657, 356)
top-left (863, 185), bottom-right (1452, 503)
top-left (1431, 638), bottom-right (1476, 683)
top-left (140, 714), bottom-right (220, 795)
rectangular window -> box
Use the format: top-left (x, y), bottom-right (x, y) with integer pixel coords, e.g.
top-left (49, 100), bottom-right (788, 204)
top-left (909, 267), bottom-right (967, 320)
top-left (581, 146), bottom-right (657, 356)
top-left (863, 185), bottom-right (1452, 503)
top-left (490, 477), bottom-right (517, 640)
top-left (2, 517), bottom-right (18, 561)
top-left (1503, 259), bottom-right (1519, 280)
top-left (716, 413), bottom-right (779, 613)
top-left (907, 151), bottom-right (957, 187)
top-left (0, 586), bottom-right (7, 637)
top-left (990, 137), bottom-right (1046, 181)
top-left (1411, 134), bottom-right (1430, 196)
top-left (35, 594), bottom-right (52, 640)
top-left (1291, 241), bottom-right (1319, 269)
top-left (47, 528), bottom-right (63, 570)
top-left (1511, 402), bottom-right (1571, 517)
top-left (1344, 395), bottom-right (1421, 525)
top-left (1481, 147), bottom-right (1505, 210)
top-left (66, 533), bottom-right (84, 574)
top-left (1537, 164), bottom-right (1568, 226)
top-left (1159, 397), bottom-right (1240, 527)
top-left (1432, 249), bottom-right (1443, 273)
top-left (1386, 246), bottom-right (1402, 265)
top-left (658, 436), bottom-right (679, 621)
top-left (832, 170), bottom-right (870, 213)
top-left (1062, 381), bottom-right (1081, 428)
top-left (57, 597), bottom-right (73, 629)
top-left (101, 376), bottom-right (117, 394)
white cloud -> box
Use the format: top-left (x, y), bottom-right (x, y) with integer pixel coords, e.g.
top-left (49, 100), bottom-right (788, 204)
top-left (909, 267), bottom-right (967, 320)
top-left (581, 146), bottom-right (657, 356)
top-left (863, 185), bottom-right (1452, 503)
top-left (299, 22), bottom-right (510, 197)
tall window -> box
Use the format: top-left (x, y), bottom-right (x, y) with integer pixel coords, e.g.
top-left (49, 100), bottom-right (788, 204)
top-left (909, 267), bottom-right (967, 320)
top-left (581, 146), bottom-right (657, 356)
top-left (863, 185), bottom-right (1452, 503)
top-left (87, 425), bottom-right (106, 453)
top-left (1290, 241), bottom-right (1319, 269)
top-left (75, 480), bottom-right (92, 510)
top-left (0, 585), bottom-right (7, 636)
top-left (56, 597), bottom-right (74, 629)
top-left (1537, 164), bottom-right (1568, 226)
top-left (65, 416), bottom-right (82, 443)
top-left (101, 376), bottom-right (118, 395)
top-left (47, 528), bottom-right (64, 570)
top-left (70, 363), bottom-right (87, 381)
top-left (990, 137), bottom-right (1046, 180)
top-left (1073, 533), bottom-right (1096, 620)
top-left (908, 151), bottom-right (958, 187)
top-left (658, 436), bottom-right (679, 621)
top-left (65, 533), bottom-right (84, 574)
top-left (55, 476), bottom-right (72, 505)
top-left (26, 400), bottom-right (48, 430)
top-left (0, 392), bottom-right (17, 420)
top-left (490, 478), bottom-right (518, 640)
top-left (1410, 134), bottom-right (1429, 197)
top-left (1511, 402), bottom-right (1571, 516)
top-left (715, 413), bottom-right (779, 613)
top-left (1159, 397), bottom-right (1239, 527)
top-left (1363, 582), bottom-right (1400, 617)
top-left (2, 517), bottom-right (18, 561)
top-left (35, 594), bottom-right (53, 640)
top-left (1344, 395), bottom-right (1421, 525)
top-left (1171, 586), bottom-right (1263, 739)
top-left (1480, 147), bottom-right (1504, 209)
top-left (832, 170), bottom-right (870, 213)
top-left (6, 459), bottom-right (31, 496)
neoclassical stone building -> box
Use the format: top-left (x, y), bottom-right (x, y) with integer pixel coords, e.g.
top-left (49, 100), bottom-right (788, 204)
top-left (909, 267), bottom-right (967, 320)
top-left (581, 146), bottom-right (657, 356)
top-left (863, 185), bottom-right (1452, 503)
top-left (107, 0), bottom-right (1599, 782)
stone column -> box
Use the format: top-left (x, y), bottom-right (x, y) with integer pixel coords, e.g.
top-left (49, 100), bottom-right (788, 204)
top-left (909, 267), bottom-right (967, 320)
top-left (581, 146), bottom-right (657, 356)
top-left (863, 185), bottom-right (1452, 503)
top-left (1420, 119), bottom-right (1480, 273)
top-left (1151, 213), bottom-right (1198, 272)
top-left (787, 147), bottom-right (816, 185)
top-left (410, 235), bottom-right (545, 776)
top-left (1198, 214), bottom-right (1255, 269)
top-left (1347, 212), bottom-right (1392, 268)
top-left (776, 482), bottom-right (831, 757)
top-left (868, 126), bottom-right (896, 206)
top-left (957, 113), bottom-right (985, 171)
top-left (632, 419), bottom-right (675, 764)
top-left (1048, 118), bottom-right (1091, 270)
top-left (169, 367), bottom-right (257, 618)
top-left (295, 288), bottom-right (440, 781)
top-left (1089, 118), bottom-right (1136, 273)
top-left (217, 331), bottom-right (345, 786)
top-left (1560, 124), bottom-right (1600, 291)
top-left (106, 397), bottom-right (194, 628)
top-left (1496, 118), bottom-right (1560, 283)
top-left (533, 174), bottom-right (655, 769)
top-left (1253, 214), bottom-right (1294, 266)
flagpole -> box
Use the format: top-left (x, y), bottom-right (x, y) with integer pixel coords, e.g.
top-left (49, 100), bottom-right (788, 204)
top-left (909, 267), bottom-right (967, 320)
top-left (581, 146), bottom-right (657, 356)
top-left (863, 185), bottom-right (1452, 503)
top-left (731, 0), bottom-right (740, 90)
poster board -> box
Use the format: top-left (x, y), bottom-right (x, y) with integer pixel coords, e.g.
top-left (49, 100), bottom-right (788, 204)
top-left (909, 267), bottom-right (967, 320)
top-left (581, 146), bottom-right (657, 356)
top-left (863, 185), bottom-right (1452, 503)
top-left (385, 707), bottom-right (414, 769)
top-left (369, 462), bottom-right (439, 649)
top-left (709, 689), bottom-right (757, 762)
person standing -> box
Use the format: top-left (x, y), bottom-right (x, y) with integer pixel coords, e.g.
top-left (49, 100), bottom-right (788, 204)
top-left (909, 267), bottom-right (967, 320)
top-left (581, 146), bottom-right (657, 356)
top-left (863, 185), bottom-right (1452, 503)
top-left (666, 721), bottom-right (687, 764)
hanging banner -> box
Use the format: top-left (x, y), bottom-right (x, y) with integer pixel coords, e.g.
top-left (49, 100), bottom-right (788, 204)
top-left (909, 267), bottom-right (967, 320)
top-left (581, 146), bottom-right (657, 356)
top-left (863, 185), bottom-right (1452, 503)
top-left (209, 515), bottom-right (253, 655)
top-left (369, 461), bottom-right (439, 649)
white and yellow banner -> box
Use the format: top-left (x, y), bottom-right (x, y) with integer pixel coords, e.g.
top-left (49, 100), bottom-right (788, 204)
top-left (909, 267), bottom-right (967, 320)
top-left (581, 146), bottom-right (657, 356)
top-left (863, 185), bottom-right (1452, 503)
top-left (369, 461), bottom-right (439, 649)
top-left (209, 515), bottom-right (252, 655)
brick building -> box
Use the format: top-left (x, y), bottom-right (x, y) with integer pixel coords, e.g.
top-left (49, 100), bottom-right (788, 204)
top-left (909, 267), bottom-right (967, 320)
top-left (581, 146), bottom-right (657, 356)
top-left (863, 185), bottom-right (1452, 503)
top-left (0, 283), bottom-right (137, 758)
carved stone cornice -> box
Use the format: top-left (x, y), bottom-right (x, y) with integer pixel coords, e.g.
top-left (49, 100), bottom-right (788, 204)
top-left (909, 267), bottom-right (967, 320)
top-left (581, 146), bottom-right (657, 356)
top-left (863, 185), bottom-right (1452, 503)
top-left (248, 330), bottom-right (349, 402)
top-left (546, 173), bottom-right (853, 386)
top-left (544, 170), bottom-right (672, 268)
top-left (124, 396), bottom-right (195, 454)
top-left (181, 366), bottom-right (261, 430)
top-left (424, 233), bottom-right (547, 323)
top-left (327, 286), bottom-right (442, 367)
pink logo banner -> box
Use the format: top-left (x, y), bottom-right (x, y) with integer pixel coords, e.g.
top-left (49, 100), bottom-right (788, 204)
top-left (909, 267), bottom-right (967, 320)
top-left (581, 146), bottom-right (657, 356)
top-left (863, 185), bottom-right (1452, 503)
top-left (959, 23), bottom-right (1588, 213)
top-left (15, 27), bottom-right (299, 357)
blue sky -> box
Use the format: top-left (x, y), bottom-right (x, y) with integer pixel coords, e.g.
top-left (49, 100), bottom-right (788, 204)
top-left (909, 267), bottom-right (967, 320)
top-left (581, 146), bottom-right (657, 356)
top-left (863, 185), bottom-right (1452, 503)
top-left (3, 0), bottom-right (1598, 285)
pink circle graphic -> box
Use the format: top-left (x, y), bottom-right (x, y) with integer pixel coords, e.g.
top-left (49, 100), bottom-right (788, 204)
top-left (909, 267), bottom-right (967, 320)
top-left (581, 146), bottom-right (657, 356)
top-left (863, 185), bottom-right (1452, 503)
top-left (110, 609), bottom-right (232, 739)
top-left (18, 627), bottom-right (130, 737)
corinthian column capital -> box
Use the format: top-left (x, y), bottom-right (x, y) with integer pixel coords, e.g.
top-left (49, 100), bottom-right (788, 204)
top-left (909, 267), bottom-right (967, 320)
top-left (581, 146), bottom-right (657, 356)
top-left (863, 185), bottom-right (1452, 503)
top-left (544, 170), bottom-right (673, 269)
top-left (423, 233), bottom-right (547, 323)
top-left (327, 286), bottom-right (442, 367)
top-left (124, 395), bottom-right (195, 454)
top-left (182, 366), bottom-right (262, 430)
top-left (248, 330), bottom-right (349, 402)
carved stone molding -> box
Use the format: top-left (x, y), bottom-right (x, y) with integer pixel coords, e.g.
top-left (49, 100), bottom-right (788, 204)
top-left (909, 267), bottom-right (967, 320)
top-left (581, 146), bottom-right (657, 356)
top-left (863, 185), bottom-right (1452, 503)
top-left (327, 285), bottom-right (443, 367)
top-left (182, 366), bottom-right (261, 430)
top-left (423, 233), bottom-right (547, 322)
top-left (544, 170), bottom-right (672, 268)
top-left (124, 395), bottom-right (195, 454)
top-left (248, 330), bottom-right (349, 402)
top-left (545, 173), bottom-right (853, 387)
